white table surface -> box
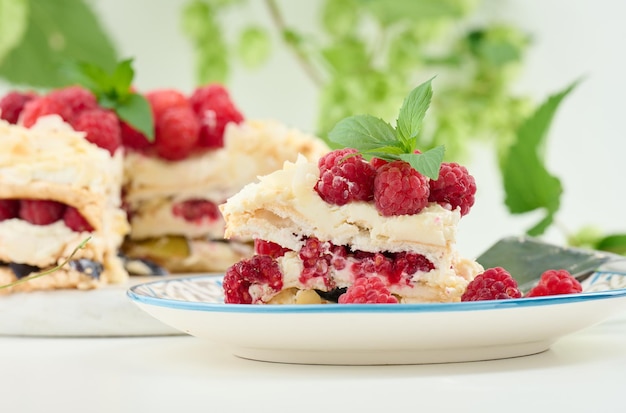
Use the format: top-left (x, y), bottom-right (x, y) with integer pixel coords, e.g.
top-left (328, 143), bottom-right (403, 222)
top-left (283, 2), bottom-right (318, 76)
top-left (2, 312), bottom-right (626, 413)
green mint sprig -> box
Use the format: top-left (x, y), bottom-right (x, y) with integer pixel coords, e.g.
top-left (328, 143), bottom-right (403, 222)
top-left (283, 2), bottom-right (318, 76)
top-left (0, 237), bottom-right (91, 290)
top-left (327, 78), bottom-right (444, 180)
top-left (63, 58), bottom-right (154, 141)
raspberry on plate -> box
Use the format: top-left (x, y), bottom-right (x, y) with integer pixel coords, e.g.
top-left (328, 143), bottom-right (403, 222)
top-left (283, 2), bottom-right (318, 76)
top-left (18, 199), bottom-right (66, 226)
top-left (223, 255), bottom-right (284, 304)
top-left (429, 162), bottom-right (476, 216)
top-left (70, 109), bottom-right (122, 155)
top-left (526, 269), bottom-right (582, 297)
top-left (314, 148), bottom-right (376, 205)
top-left (461, 267), bottom-right (522, 301)
top-left (374, 160), bottom-right (430, 216)
top-left (0, 91), bottom-right (38, 124)
top-left (338, 276), bottom-right (399, 304)
top-left (154, 106), bottom-right (201, 160)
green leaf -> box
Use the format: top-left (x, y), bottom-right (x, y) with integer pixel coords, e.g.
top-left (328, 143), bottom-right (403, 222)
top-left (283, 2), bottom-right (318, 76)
top-left (0, 0), bottom-right (118, 88)
top-left (502, 80), bottom-right (580, 235)
top-left (321, 37), bottom-right (369, 75)
top-left (113, 93), bottom-right (154, 140)
top-left (398, 145), bottom-right (445, 180)
top-left (0, 0), bottom-right (28, 65)
top-left (321, 0), bottom-right (358, 37)
top-left (110, 58), bottom-right (135, 98)
top-left (237, 26), bottom-right (271, 68)
top-left (181, 0), bottom-right (229, 84)
top-left (595, 234), bottom-right (626, 255)
top-left (328, 114), bottom-right (397, 150)
top-left (396, 78), bottom-right (433, 150)
top-left (358, 0), bottom-right (469, 25)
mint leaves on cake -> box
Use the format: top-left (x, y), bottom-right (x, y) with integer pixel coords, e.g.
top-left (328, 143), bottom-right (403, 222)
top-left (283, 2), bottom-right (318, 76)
top-left (327, 78), bottom-right (444, 180)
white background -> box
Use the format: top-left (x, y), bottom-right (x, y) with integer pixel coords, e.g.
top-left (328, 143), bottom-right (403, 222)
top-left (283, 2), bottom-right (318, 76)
top-left (6, 0), bottom-right (626, 258)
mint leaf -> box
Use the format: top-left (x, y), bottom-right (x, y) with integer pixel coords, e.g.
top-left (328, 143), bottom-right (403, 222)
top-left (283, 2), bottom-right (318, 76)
top-left (328, 114), bottom-right (397, 150)
top-left (0, 0), bottom-right (28, 65)
top-left (110, 93), bottom-right (154, 140)
top-left (237, 26), bottom-right (271, 68)
top-left (65, 59), bottom-right (154, 141)
top-left (502, 80), bottom-right (579, 235)
top-left (399, 145), bottom-right (444, 180)
top-left (396, 77), bottom-right (433, 150)
top-left (110, 59), bottom-right (135, 98)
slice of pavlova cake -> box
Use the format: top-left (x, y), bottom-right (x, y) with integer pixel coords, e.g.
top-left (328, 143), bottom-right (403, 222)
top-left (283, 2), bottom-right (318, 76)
top-left (219, 79), bottom-right (483, 304)
top-left (121, 85), bottom-right (329, 273)
top-left (0, 115), bottom-right (129, 293)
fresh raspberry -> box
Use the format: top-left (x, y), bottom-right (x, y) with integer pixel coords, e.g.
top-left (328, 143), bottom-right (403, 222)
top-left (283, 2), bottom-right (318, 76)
top-left (171, 199), bottom-right (220, 223)
top-left (461, 267), bottom-right (522, 301)
top-left (19, 199), bottom-right (66, 225)
top-left (373, 160), bottom-right (430, 216)
top-left (429, 162), bottom-right (476, 216)
top-left (63, 206), bottom-right (94, 232)
top-left (119, 120), bottom-right (152, 151)
top-left (526, 269), bottom-right (582, 297)
top-left (0, 91), bottom-right (37, 124)
top-left (154, 106), bottom-right (200, 160)
top-left (190, 84), bottom-right (244, 149)
top-left (370, 157), bottom-right (388, 169)
top-left (0, 199), bottom-right (19, 221)
top-left (314, 148), bottom-right (376, 205)
top-left (70, 109), bottom-right (122, 155)
top-left (19, 96), bottom-right (72, 127)
top-left (223, 255), bottom-right (283, 304)
top-left (47, 86), bottom-right (98, 120)
top-left (338, 276), bottom-right (399, 304)
top-left (254, 239), bottom-right (291, 258)
top-left (298, 237), bottom-right (334, 287)
top-left (145, 89), bottom-right (189, 121)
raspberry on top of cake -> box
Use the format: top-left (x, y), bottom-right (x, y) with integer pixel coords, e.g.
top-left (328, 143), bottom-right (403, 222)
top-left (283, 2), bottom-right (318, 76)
top-left (219, 79), bottom-right (483, 305)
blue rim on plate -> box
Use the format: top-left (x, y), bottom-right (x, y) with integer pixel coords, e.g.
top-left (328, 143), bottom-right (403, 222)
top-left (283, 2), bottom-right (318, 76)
top-left (127, 271), bottom-right (626, 314)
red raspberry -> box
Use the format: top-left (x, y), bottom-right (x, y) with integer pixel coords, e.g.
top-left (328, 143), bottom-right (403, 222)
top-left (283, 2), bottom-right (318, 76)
top-left (19, 96), bottom-right (72, 127)
top-left (314, 148), bottom-right (376, 205)
top-left (223, 255), bottom-right (284, 304)
top-left (63, 206), bottom-right (94, 232)
top-left (374, 160), bottom-right (430, 216)
top-left (338, 276), bottom-right (399, 304)
top-left (526, 269), bottom-right (582, 297)
top-left (254, 239), bottom-right (291, 258)
top-left (70, 109), bottom-right (122, 155)
top-left (190, 84), bottom-right (244, 148)
top-left (429, 162), bottom-right (476, 216)
top-left (145, 89), bottom-right (189, 121)
top-left (370, 157), bottom-right (388, 169)
top-left (298, 237), bottom-right (334, 286)
top-left (120, 120), bottom-right (152, 151)
top-left (461, 267), bottom-right (522, 301)
top-left (47, 86), bottom-right (98, 120)
top-left (171, 199), bottom-right (220, 223)
top-left (0, 91), bottom-right (37, 124)
top-left (19, 199), bottom-right (66, 225)
top-left (154, 106), bottom-right (200, 160)
top-left (0, 199), bottom-right (19, 221)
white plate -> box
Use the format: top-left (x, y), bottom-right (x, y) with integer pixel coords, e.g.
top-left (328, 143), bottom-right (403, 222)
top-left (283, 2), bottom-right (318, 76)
top-left (127, 271), bottom-right (626, 365)
top-left (0, 276), bottom-right (183, 337)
